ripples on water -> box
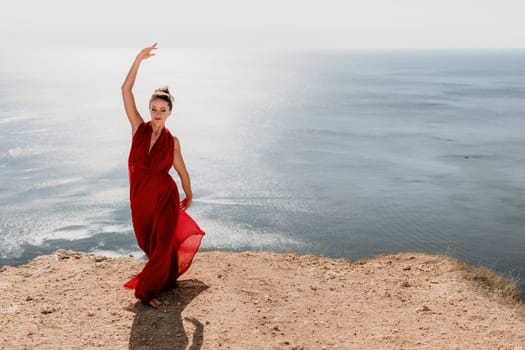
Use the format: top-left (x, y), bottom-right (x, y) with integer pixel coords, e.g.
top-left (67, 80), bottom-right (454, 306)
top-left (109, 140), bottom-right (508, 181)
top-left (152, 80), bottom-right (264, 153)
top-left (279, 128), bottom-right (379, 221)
top-left (1, 49), bottom-right (524, 295)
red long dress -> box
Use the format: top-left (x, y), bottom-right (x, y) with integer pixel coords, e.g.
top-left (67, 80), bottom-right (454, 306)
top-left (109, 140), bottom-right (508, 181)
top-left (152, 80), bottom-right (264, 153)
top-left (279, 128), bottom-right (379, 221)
top-left (124, 121), bottom-right (205, 303)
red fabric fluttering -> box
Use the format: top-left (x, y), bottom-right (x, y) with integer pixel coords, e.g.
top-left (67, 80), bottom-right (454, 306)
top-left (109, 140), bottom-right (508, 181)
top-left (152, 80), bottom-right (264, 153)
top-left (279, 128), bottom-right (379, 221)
top-left (124, 121), bottom-right (205, 303)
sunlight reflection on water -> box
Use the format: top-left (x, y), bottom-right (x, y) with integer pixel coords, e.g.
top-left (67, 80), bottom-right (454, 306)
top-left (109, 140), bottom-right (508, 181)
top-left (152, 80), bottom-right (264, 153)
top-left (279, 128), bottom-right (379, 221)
top-left (1, 48), bottom-right (525, 295)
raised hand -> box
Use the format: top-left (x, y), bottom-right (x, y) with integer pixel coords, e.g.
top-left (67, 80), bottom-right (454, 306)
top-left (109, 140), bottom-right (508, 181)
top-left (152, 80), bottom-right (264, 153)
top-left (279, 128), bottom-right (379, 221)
top-left (136, 43), bottom-right (158, 61)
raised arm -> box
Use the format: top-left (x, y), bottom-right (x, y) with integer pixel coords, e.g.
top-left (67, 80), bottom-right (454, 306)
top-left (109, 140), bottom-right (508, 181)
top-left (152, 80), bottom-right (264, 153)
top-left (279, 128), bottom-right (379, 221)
top-left (121, 43), bottom-right (158, 135)
top-left (172, 136), bottom-right (193, 211)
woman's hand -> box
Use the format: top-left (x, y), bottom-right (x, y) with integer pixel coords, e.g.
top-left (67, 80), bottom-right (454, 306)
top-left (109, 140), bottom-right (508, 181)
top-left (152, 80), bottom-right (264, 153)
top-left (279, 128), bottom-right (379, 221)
top-left (179, 197), bottom-right (192, 211)
top-left (136, 43), bottom-right (158, 61)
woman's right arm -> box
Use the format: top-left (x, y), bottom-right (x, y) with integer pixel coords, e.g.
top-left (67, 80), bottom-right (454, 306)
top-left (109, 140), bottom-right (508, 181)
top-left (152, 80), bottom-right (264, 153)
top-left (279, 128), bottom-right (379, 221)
top-left (121, 43), bottom-right (158, 135)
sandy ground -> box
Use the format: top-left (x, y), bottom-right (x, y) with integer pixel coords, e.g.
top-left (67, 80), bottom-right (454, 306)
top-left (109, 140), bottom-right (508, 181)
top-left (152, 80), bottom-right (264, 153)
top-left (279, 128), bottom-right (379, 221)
top-left (0, 249), bottom-right (524, 350)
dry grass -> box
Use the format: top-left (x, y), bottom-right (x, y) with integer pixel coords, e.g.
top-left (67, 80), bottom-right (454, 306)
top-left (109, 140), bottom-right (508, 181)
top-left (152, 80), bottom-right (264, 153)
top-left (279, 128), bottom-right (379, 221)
top-left (452, 258), bottom-right (522, 304)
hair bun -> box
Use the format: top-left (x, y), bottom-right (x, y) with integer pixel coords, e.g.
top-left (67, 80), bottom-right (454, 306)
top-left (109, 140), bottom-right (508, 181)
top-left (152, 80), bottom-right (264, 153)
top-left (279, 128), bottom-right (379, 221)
top-left (152, 86), bottom-right (174, 101)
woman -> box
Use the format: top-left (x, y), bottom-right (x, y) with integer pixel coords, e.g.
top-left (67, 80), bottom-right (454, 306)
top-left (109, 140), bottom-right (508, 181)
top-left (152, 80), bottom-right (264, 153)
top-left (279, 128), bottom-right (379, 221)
top-left (121, 43), bottom-right (205, 308)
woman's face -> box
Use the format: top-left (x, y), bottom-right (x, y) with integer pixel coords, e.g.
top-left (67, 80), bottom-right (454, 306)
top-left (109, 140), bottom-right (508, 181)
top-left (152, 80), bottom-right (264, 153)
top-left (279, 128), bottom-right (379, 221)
top-left (150, 98), bottom-right (171, 122)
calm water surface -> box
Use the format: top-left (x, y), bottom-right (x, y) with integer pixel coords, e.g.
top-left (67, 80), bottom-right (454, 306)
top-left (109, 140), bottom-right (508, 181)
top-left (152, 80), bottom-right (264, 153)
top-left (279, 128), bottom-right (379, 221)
top-left (0, 49), bottom-right (524, 295)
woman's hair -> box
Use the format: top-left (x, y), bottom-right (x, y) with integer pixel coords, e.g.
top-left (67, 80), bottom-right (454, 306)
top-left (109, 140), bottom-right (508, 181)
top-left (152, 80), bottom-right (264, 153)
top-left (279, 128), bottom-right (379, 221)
top-left (150, 86), bottom-right (174, 110)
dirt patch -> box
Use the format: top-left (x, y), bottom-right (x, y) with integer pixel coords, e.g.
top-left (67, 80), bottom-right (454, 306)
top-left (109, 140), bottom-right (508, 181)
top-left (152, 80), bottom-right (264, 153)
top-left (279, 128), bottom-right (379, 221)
top-left (1, 250), bottom-right (524, 349)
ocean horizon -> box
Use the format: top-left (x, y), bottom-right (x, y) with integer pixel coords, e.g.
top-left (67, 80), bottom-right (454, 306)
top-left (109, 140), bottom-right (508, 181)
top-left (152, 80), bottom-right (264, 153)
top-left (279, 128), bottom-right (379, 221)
top-left (1, 48), bottom-right (524, 296)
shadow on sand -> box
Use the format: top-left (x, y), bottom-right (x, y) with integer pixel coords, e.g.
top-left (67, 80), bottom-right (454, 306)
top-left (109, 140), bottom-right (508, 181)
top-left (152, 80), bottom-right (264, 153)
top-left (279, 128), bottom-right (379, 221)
top-left (128, 279), bottom-right (209, 350)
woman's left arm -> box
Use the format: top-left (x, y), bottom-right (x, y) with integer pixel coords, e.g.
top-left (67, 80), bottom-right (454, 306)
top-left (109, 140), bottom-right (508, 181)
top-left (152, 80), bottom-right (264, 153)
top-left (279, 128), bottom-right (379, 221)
top-left (172, 136), bottom-right (193, 210)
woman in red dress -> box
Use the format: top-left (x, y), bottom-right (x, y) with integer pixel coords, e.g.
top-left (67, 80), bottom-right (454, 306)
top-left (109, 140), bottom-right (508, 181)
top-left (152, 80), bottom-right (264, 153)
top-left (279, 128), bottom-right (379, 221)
top-left (121, 43), bottom-right (205, 308)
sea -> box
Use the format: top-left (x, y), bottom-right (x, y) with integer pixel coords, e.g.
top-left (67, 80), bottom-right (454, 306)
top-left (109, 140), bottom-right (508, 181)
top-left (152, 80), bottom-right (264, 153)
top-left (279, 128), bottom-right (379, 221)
top-left (1, 48), bottom-right (524, 297)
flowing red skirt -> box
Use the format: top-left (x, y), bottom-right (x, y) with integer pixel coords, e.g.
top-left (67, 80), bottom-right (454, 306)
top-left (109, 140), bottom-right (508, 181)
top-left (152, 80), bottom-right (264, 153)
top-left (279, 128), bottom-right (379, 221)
top-left (124, 121), bottom-right (205, 303)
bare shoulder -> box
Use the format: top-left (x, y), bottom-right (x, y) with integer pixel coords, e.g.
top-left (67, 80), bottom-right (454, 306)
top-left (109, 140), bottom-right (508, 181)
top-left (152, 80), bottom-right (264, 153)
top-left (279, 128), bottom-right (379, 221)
top-left (173, 135), bottom-right (181, 151)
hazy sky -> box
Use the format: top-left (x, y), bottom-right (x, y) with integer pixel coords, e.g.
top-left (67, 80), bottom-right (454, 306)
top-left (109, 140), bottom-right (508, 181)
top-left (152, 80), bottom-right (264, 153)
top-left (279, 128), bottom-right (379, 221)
top-left (2, 0), bottom-right (525, 48)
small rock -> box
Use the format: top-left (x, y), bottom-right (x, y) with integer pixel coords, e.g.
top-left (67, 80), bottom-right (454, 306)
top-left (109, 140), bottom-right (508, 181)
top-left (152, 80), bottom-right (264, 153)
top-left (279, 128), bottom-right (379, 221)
top-left (88, 312), bottom-right (95, 317)
top-left (403, 265), bottom-right (411, 271)
top-left (56, 249), bottom-right (82, 260)
top-left (401, 281), bottom-right (411, 288)
top-left (41, 306), bottom-right (56, 314)
top-left (25, 296), bottom-right (34, 301)
top-left (1, 305), bottom-right (19, 314)
top-left (56, 250), bottom-right (70, 260)
top-left (326, 271), bottom-right (340, 279)
top-left (416, 305), bottom-right (431, 312)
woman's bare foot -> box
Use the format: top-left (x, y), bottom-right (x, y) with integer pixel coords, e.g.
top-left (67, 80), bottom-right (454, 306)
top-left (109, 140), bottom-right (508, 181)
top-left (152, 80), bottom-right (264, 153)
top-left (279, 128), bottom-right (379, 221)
top-left (149, 298), bottom-right (163, 309)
